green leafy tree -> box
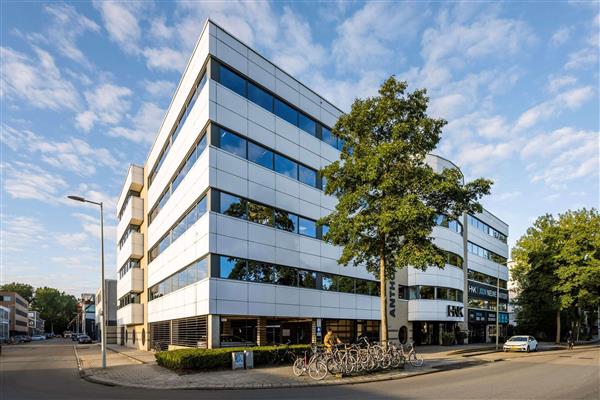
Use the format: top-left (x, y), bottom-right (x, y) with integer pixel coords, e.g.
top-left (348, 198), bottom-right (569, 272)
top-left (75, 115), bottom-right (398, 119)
top-left (512, 209), bottom-right (600, 342)
top-left (320, 77), bottom-right (492, 343)
top-left (0, 282), bottom-right (34, 303)
top-left (31, 287), bottom-right (77, 334)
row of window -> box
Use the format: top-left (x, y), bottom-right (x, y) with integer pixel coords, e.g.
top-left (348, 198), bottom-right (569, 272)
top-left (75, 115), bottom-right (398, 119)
top-left (468, 298), bottom-right (508, 312)
top-left (443, 250), bottom-right (464, 269)
top-left (16, 309), bottom-right (28, 318)
top-left (468, 215), bottom-right (507, 243)
top-left (118, 225), bottom-right (140, 250)
top-left (117, 190), bottom-right (141, 220)
top-left (118, 293), bottom-right (140, 309)
top-left (217, 63), bottom-right (345, 151)
top-left (148, 258), bottom-right (208, 301)
top-left (467, 242), bottom-right (507, 265)
top-left (118, 259), bottom-right (140, 279)
top-left (467, 269), bottom-right (508, 289)
top-left (149, 195), bottom-right (208, 262)
top-left (218, 128), bottom-right (320, 189)
top-left (435, 215), bottom-right (463, 235)
top-left (219, 190), bottom-right (321, 238)
top-left (149, 72), bottom-right (208, 187)
top-left (398, 285), bottom-right (464, 302)
top-left (149, 133), bottom-right (208, 225)
top-left (219, 255), bottom-right (381, 296)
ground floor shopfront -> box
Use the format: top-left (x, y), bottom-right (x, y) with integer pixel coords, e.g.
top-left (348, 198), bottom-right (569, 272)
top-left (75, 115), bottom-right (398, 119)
top-left (149, 315), bottom-right (380, 350)
top-left (468, 309), bottom-right (509, 343)
top-left (412, 321), bottom-right (465, 345)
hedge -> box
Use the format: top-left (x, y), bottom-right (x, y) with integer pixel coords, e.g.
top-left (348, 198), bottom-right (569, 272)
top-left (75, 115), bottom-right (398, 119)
top-left (155, 344), bottom-right (311, 370)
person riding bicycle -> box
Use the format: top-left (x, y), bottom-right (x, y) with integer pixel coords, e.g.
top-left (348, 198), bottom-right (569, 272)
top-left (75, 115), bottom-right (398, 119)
top-left (323, 328), bottom-right (342, 351)
top-left (565, 330), bottom-right (574, 349)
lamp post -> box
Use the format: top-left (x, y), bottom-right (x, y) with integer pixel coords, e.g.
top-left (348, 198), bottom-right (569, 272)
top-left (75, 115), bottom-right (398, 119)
top-left (496, 264), bottom-right (500, 351)
top-left (68, 195), bottom-right (106, 369)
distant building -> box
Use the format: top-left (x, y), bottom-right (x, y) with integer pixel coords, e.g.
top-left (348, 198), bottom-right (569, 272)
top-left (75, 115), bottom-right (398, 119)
top-left (80, 293), bottom-right (97, 339)
top-left (96, 279), bottom-right (117, 344)
top-left (507, 261), bottom-right (518, 327)
top-left (0, 306), bottom-right (10, 341)
top-left (28, 310), bottom-right (45, 335)
top-left (0, 291), bottom-right (29, 336)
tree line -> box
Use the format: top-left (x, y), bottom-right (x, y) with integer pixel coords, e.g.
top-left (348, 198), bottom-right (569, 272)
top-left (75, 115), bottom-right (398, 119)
top-left (0, 282), bottom-right (78, 334)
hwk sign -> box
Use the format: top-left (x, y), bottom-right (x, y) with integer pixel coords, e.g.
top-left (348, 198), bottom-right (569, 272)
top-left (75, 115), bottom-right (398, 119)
top-left (447, 305), bottom-right (464, 318)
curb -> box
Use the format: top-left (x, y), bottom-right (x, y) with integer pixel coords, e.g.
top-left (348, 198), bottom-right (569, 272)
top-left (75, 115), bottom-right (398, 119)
top-left (78, 359), bottom-right (493, 390)
top-left (105, 345), bottom-right (146, 365)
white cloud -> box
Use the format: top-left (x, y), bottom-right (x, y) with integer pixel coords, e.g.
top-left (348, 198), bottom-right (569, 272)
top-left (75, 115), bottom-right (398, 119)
top-left (1, 124), bottom-right (121, 175)
top-left (56, 232), bottom-right (88, 247)
top-left (71, 212), bottom-right (117, 243)
top-left (0, 214), bottom-right (47, 252)
top-left (108, 102), bottom-right (164, 143)
top-left (142, 46), bottom-right (187, 72)
top-left (41, 4), bottom-right (100, 67)
top-left (1, 46), bottom-right (80, 110)
top-left (93, 0), bottom-right (143, 54)
top-left (521, 127), bottom-right (599, 184)
top-left (550, 26), bottom-right (571, 46)
top-left (332, 2), bottom-right (420, 72)
top-left (144, 80), bottom-right (175, 98)
top-left (565, 48), bottom-right (598, 69)
top-left (546, 75), bottom-right (577, 93)
top-left (76, 83), bottom-right (132, 132)
top-left (513, 86), bottom-right (595, 131)
top-left (1, 161), bottom-right (68, 203)
top-left (475, 116), bottom-right (510, 139)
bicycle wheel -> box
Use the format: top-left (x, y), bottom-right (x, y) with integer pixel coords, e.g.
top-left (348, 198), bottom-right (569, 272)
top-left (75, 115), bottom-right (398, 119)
top-left (326, 356), bottom-right (342, 375)
top-left (308, 360), bottom-right (328, 380)
top-left (292, 358), bottom-right (305, 376)
top-left (409, 352), bottom-right (424, 367)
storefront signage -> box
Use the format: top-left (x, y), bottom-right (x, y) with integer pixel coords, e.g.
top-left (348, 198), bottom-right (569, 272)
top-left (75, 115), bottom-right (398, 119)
top-left (468, 309), bottom-right (509, 324)
top-left (468, 281), bottom-right (508, 301)
top-left (388, 271), bottom-right (396, 318)
top-left (447, 305), bottom-right (464, 317)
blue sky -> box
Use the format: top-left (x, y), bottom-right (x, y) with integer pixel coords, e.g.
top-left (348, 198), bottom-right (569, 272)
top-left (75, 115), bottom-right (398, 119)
top-left (1, 1), bottom-right (598, 296)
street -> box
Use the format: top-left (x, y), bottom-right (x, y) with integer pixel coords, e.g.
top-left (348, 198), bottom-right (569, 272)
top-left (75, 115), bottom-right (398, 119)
top-left (1, 339), bottom-right (598, 400)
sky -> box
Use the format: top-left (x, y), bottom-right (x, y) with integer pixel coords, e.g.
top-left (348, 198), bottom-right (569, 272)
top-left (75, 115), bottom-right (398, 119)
top-left (1, 1), bottom-right (598, 297)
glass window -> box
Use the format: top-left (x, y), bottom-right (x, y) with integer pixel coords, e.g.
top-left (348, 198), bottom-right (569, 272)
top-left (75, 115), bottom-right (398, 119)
top-left (322, 274), bottom-right (335, 291)
top-left (195, 134), bottom-right (208, 159)
top-left (274, 154), bottom-right (298, 179)
top-left (321, 224), bottom-right (330, 237)
top-left (337, 138), bottom-right (345, 151)
top-left (247, 202), bottom-right (274, 226)
top-left (298, 270), bottom-right (316, 288)
top-left (355, 280), bottom-right (370, 295)
top-left (220, 129), bottom-right (247, 158)
top-left (220, 192), bottom-right (247, 219)
top-left (337, 276), bottom-right (355, 294)
top-left (298, 113), bottom-right (316, 136)
top-left (298, 165), bottom-right (317, 187)
top-left (419, 286), bottom-right (435, 299)
top-left (220, 65), bottom-right (245, 97)
top-left (220, 256), bottom-right (247, 280)
top-left (322, 127), bottom-right (337, 148)
top-left (437, 287), bottom-right (449, 300)
top-left (246, 260), bottom-right (274, 283)
top-left (248, 142), bottom-right (273, 169)
top-left (274, 210), bottom-right (298, 233)
top-left (247, 82), bottom-right (273, 111)
top-left (196, 196), bottom-right (207, 218)
top-left (274, 98), bottom-right (298, 126)
top-left (368, 281), bottom-right (380, 296)
top-left (273, 265), bottom-right (298, 286)
top-left (298, 217), bottom-right (316, 238)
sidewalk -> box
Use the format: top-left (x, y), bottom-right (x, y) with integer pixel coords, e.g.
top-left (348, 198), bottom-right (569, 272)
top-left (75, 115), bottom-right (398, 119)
top-left (74, 344), bottom-right (488, 390)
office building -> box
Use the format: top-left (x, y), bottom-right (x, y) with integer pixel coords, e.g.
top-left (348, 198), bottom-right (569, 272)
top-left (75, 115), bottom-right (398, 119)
top-left (115, 19), bottom-right (508, 350)
top-left (0, 306), bottom-right (9, 342)
top-left (96, 279), bottom-right (118, 344)
top-left (0, 291), bottom-right (29, 337)
top-left (28, 311), bottom-right (45, 336)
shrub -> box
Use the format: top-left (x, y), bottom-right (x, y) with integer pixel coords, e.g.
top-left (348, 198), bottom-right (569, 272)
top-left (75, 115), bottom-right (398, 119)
top-left (155, 344), bottom-right (311, 370)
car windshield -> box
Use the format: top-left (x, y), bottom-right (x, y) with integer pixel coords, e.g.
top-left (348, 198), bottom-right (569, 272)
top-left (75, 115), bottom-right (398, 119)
top-left (509, 336), bottom-right (528, 342)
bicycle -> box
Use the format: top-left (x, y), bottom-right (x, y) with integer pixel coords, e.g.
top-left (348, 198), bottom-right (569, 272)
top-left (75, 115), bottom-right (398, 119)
top-left (270, 340), bottom-right (297, 365)
top-left (292, 346), bottom-right (328, 380)
top-left (401, 342), bottom-right (424, 367)
top-left (568, 339), bottom-right (574, 350)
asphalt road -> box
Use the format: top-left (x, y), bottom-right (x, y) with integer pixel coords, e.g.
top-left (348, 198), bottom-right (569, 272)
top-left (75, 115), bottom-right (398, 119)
top-left (1, 339), bottom-right (598, 400)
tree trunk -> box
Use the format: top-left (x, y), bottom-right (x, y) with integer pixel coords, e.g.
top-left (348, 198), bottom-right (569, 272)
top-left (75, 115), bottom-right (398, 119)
top-left (555, 309), bottom-right (561, 344)
top-left (380, 246), bottom-right (388, 348)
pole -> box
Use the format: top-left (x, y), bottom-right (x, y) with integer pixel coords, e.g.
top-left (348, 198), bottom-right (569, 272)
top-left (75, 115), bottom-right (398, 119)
top-left (495, 265), bottom-right (500, 351)
top-left (100, 202), bottom-right (107, 369)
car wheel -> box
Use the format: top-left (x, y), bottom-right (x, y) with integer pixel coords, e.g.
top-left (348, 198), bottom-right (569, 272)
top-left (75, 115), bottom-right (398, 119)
top-left (526, 346), bottom-right (530, 353)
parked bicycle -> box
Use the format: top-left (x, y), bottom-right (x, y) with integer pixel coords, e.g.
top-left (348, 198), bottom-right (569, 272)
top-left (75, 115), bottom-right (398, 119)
top-left (270, 340), bottom-right (297, 365)
top-left (292, 346), bottom-right (328, 380)
top-left (400, 342), bottom-right (424, 367)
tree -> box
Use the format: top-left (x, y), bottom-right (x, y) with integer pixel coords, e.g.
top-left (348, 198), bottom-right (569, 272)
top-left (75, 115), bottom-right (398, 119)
top-left (31, 287), bottom-right (77, 334)
top-left (320, 77), bottom-right (492, 343)
top-left (0, 282), bottom-right (34, 303)
top-left (512, 209), bottom-right (600, 343)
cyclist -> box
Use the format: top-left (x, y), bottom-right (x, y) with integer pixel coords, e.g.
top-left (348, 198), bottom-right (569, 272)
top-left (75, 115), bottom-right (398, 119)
top-left (565, 330), bottom-right (574, 350)
top-left (323, 328), bottom-right (342, 352)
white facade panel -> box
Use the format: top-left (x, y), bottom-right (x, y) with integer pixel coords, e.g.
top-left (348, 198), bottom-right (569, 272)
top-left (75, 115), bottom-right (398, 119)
top-left (408, 300), bottom-right (464, 322)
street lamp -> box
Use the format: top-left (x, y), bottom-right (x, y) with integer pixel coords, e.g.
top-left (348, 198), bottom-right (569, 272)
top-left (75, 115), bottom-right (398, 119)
top-left (68, 195), bottom-right (107, 369)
